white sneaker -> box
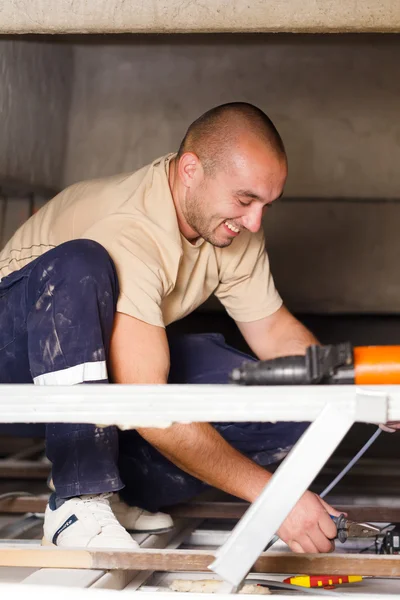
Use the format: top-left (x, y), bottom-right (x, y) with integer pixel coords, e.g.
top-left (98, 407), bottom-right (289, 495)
top-left (46, 475), bottom-right (173, 534)
top-left (110, 494), bottom-right (174, 533)
top-left (43, 493), bottom-right (139, 549)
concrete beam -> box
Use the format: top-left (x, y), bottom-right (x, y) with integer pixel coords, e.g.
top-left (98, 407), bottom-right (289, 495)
top-left (0, 1), bottom-right (399, 34)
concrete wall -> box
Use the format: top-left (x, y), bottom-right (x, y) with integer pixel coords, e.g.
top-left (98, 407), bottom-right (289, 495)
top-left (60, 34), bottom-right (400, 313)
top-left (2, 34), bottom-right (400, 312)
top-left (1, 0), bottom-right (399, 33)
top-left (0, 38), bottom-right (73, 190)
top-left (63, 35), bottom-right (400, 200)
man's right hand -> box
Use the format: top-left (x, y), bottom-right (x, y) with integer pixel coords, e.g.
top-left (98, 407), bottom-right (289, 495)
top-left (277, 490), bottom-right (341, 553)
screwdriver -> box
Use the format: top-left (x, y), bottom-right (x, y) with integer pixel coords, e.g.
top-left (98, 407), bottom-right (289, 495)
top-left (284, 575), bottom-right (363, 588)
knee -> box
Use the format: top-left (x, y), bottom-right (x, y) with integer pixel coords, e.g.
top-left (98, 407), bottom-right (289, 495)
top-left (61, 240), bottom-right (119, 296)
top-left (62, 239), bottom-right (114, 275)
top-left (30, 239), bottom-right (119, 299)
top-left (50, 239), bottom-right (114, 278)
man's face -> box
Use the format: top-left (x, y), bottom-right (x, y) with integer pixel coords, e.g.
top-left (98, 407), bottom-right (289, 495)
top-left (183, 140), bottom-right (287, 248)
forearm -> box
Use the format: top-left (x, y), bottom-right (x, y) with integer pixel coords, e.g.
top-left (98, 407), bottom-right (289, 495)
top-left (111, 313), bottom-right (272, 503)
top-left (137, 422), bottom-right (272, 503)
top-left (265, 313), bottom-right (319, 358)
top-left (238, 305), bottom-right (319, 361)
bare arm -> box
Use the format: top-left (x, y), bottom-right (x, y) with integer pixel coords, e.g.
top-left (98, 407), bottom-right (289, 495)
top-left (110, 312), bottom-right (338, 552)
top-left (236, 304), bottom-right (319, 360)
top-left (109, 312), bottom-right (272, 503)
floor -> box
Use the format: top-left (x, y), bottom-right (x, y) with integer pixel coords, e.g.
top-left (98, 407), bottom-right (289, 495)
top-left (0, 438), bottom-right (399, 595)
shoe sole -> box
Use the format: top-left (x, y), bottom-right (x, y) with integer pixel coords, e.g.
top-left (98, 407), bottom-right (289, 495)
top-left (126, 526), bottom-right (174, 534)
top-left (41, 537), bottom-right (56, 547)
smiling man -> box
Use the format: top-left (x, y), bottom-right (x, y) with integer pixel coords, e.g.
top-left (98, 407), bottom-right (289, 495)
top-left (0, 103), bottom-right (340, 553)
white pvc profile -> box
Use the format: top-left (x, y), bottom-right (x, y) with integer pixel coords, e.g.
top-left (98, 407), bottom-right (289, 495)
top-left (0, 384), bottom-right (397, 427)
top-left (210, 402), bottom-right (355, 588)
top-left (0, 384), bottom-right (398, 428)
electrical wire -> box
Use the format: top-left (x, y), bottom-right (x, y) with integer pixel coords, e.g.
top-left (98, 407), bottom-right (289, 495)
top-left (320, 427), bottom-right (382, 499)
top-left (244, 578), bottom-right (340, 596)
top-left (265, 427), bottom-right (383, 551)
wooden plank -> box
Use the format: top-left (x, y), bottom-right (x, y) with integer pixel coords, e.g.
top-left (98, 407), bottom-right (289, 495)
top-left (0, 460), bottom-right (50, 479)
top-left (0, 495), bottom-right (49, 514)
top-left (0, 515), bottom-right (42, 540)
top-left (168, 501), bottom-right (400, 523)
top-left (21, 518), bottom-right (199, 590)
top-left (3, 496), bottom-right (400, 524)
top-left (0, 546), bottom-right (399, 577)
top-left (5, 441), bottom-right (46, 462)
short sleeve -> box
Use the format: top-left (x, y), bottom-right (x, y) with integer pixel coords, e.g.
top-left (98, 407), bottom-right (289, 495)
top-left (82, 218), bottom-right (172, 327)
top-left (214, 228), bottom-right (282, 322)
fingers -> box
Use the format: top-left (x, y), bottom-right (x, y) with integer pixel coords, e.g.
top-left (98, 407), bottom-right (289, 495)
top-left (309, 527), bottom-right (335, 553)
top-left (295, 536), bottom-right (319, 554)
top-left (381, 421), bottom-right (400, 432)
top-left (289, 541), bottom-right (305, 553)
top-left (287, 532), bottom-right (333, 554)
top-left (287, 538), bottom-right (317, 553)
top-left (380, 423), bottom-right (397, 433)
top-left (319, 497), bottom-right (343, 518)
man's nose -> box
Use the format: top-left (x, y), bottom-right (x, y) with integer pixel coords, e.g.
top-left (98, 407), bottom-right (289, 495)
top-left (242, 206), bottom-right (263, 233)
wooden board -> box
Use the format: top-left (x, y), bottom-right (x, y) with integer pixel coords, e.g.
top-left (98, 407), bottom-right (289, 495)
top-left (165, 501), bottom-right (400, 523)
top-left (2, 496), bottom-right (400, 524)
top-left (0, 460), bottom-right (50, 479)
top-left (0, 547), bottom-right (399, 577)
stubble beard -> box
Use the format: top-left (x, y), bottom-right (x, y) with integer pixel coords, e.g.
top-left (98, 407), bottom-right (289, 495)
top-left (184, 188), bottom-right (232, 248)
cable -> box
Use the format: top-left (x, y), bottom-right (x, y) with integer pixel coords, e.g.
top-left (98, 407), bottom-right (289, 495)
top-left (320, 427), bottom-right (382, 499)
top-left (265, 427), bottom-right (382, 551)
top-left (244, 578), bottom-right (340, 596)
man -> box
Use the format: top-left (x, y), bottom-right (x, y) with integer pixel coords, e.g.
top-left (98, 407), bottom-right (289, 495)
top-left (0, 102), bottom-right (340, 553)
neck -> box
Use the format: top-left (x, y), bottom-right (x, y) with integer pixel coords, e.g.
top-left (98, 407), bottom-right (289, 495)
top-left (168, 157), bottom-right (200, 243)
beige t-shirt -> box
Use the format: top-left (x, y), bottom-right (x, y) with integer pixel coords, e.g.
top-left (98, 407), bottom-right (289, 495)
top-left (0, 155), bottom-right (282, 327)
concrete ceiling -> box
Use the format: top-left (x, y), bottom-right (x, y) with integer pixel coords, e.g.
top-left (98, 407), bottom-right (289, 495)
top-left (0, 0), bottom-right (399, 34)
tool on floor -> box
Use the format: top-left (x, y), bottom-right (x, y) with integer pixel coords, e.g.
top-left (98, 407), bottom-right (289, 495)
top-left (332, 514), bottom-right (380, 543)
top-left (230, 342), bottom-right (400, 385)
top-left (283, 574), bottom-right (363, 588)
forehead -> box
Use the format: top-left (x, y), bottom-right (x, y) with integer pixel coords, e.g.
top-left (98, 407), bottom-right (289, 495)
top-left (219, 142), bottom-right (287, 195)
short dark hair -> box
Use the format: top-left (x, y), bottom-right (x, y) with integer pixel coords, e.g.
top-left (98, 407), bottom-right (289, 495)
top-left (177, 102), bottom-right (286, 176)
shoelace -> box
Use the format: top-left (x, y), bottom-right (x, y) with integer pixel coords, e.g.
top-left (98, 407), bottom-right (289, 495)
top-left (81, 493), bottom-right (122, 529)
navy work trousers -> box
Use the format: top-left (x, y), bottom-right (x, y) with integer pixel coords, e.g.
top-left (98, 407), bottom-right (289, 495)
top-left (0, 240), bottom-right (308, 512)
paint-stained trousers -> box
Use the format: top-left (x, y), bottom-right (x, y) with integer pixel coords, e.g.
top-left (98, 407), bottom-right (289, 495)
top-left (0, 240), bottom-right (309, 512)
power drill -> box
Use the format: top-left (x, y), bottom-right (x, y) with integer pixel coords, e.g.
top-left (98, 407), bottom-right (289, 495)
top-left (230, 342), bottom-right (400, 385)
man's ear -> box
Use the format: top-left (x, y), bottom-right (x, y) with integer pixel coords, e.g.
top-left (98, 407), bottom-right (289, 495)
top-left (178, 152), bottom-right (202, 189)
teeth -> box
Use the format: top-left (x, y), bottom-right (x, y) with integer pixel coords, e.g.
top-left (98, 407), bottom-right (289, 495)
top-left (225, 221), bottom-right (240, 233)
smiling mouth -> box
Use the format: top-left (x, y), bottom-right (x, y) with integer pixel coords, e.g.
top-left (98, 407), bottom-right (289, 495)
top-left (223, 220), bottom-right (240, 234)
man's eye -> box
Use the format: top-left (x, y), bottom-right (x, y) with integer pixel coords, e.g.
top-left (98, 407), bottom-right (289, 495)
top-left (238, 199), bottom-right (250, 207)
